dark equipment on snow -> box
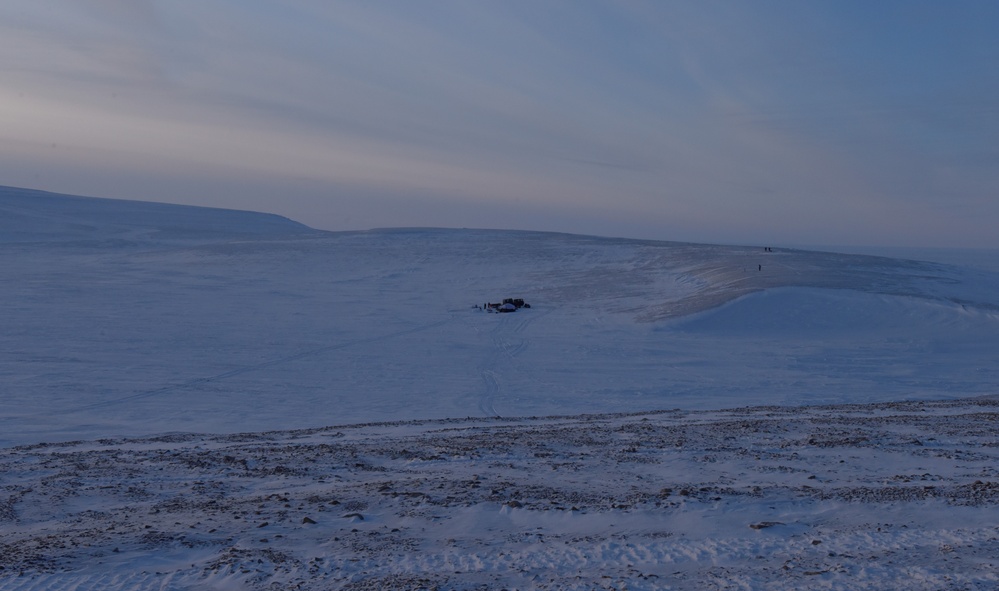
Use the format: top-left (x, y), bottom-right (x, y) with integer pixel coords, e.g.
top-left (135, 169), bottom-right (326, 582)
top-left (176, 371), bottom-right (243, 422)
top-left (484, 298), bottom-right (530, 312)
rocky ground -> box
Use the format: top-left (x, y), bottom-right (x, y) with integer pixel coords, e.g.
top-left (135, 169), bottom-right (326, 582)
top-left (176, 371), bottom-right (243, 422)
top-left (2, 396), bottom-right (999, 590)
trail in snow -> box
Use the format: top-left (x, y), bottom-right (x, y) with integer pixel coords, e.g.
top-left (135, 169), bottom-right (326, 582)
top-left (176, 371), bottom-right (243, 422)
top-left (12, 316), bottom-right (456, 418)
top-left (475, 306), bottom-right (550, 417)
top-left (479, 369), bottom-right (500, 417)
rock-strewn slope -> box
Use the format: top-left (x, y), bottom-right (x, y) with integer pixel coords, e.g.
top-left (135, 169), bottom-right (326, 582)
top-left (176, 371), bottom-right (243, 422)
top-left (2, 397), bottom-right (998, 590)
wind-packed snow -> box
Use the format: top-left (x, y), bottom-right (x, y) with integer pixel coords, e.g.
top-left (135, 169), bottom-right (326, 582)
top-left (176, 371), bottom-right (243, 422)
top-left (1, 187), bottom-right (998, 589)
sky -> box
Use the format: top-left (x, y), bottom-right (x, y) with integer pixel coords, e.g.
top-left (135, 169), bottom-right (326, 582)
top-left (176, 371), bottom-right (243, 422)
top-left (1, 1), bottom-right (998, 248)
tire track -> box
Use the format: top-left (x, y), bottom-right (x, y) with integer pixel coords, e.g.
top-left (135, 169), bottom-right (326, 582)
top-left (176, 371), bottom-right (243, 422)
top-left (479, 369), bottom-right (500, 417)
top-left (477, 307), bottom-right (551, 418)
top-left (13, 316), bottom-right (455, 418)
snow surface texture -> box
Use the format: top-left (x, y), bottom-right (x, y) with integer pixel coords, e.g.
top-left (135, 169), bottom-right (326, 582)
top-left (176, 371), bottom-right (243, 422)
top-left (2, 186), bottom-right (999, 589)
top-left (2, 400), bottom-right (999, 590)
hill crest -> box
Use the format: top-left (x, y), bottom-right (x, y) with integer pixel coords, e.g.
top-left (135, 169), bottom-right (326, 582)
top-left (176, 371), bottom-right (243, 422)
top-left (0, 185), bottom-right (314, 244)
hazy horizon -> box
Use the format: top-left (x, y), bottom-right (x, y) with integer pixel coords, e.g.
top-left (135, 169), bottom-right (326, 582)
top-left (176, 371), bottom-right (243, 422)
top-left (2, 2), bottom-right (998, 249)
top-left (7, 184), bottom-right (999, 273)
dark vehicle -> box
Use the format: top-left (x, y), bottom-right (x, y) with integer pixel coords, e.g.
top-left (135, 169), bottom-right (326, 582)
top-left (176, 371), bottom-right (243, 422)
top-left (484, 298), bottom-right (531, 312)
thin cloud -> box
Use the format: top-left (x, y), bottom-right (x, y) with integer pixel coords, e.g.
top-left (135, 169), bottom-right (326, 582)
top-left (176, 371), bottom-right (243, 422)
top-left (0, 1), bottom-right (997, 247)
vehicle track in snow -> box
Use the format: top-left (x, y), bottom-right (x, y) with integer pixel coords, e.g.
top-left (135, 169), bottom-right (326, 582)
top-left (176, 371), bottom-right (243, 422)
top-left (479, 369), bottom-right (501, 418)
top-left (12, 316), bottom-right (456, 418)
top-left (477, 307), bottom-right (551, 417)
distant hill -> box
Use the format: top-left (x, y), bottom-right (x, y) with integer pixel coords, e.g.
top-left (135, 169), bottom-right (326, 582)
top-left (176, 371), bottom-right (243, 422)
top-left (0, 185), bottom-right (315, 244)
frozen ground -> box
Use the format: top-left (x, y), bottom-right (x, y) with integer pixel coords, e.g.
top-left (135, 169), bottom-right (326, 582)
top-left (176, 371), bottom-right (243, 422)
top-left (1, 186), bottom-right (998, 589)
top-left (2, 397), bottom-right (999, 590)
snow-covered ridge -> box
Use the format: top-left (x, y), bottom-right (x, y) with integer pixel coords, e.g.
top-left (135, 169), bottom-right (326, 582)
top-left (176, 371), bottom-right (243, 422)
top-left (0, 185), bottom-right (313, 244)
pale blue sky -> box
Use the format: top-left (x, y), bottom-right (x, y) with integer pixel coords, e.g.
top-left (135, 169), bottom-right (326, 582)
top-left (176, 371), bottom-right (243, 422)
top-left (2, 1), bottom-right (997, 247)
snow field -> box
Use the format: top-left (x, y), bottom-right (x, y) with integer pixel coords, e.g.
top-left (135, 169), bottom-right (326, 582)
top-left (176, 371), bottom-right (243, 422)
top-left (2, 223), bottom-right (998, 446)
top-left (3, 189), bottom-right (999, 589)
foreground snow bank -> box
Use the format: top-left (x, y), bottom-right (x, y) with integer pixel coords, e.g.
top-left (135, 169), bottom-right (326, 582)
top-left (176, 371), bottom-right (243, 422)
top-left (2, 397), bottom-right (998, 590)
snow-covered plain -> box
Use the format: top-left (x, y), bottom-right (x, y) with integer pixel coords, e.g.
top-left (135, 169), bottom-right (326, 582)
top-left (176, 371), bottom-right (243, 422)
top-left (2, 186), bottom-right (998, 589)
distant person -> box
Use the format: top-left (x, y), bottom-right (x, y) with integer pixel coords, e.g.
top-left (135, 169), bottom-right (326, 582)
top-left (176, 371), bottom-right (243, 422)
top-left (758, 264), bottom-right (762, 271)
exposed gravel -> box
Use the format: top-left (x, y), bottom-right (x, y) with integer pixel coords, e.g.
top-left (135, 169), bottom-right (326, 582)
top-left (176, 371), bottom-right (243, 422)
top-left (2, 396), bottom-right (999, 589)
